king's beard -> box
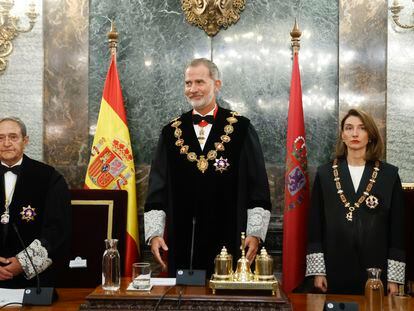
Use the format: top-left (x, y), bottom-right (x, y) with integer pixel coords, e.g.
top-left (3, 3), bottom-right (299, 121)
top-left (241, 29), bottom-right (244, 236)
top-left (187, 88), bottom-right (215, 111)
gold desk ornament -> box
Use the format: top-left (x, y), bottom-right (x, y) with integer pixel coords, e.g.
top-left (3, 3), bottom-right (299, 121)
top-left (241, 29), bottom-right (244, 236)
top-left (254, 247), bottom-right (274, 281)
top-left (213, 246), bottom-right (233, 280)
top-left (234, 232), bottom-right (253, 282)
top-left (209, 232), bottom-right (279, 295)
top-left (181, 0), bottom-right (246, 37)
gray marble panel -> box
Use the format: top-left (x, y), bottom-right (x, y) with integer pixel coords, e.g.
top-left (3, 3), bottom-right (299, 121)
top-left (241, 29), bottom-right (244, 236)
top-left (43, 0), bottom-right (89, 188)
top-left (0, 0), bottom-right (43, 160)
top-left (339, 0), bottom-right (387, 137)
top-left (386, 0), bottom-right (414, 182)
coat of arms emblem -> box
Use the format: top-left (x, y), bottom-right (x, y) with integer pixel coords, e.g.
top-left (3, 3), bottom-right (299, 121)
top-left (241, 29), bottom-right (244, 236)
top-left (87, 137), bottom-right (134, 189)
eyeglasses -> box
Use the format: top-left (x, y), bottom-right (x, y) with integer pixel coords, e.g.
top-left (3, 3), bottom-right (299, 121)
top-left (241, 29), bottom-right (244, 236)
top-left (0, 134), bottom-right (23, 143)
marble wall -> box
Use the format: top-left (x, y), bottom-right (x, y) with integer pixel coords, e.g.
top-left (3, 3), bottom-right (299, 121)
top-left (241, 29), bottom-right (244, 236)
top-left (43, 0), bottom-right (89, 188)
top-left (0, 0), bottom-right (43, 160)
top-left (338, 0), bottom-right (387, 137)
top-left (386, 0), bottom-right (414, 183)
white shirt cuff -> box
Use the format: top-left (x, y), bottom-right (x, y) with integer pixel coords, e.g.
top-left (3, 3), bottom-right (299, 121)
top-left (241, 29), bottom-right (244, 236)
top-left (246, 207), bottom-right (270, 242)
top-left (388, 259), bottom-right (405, 284)
top-left (306, 252), bottom-right (326, 276)
top-left (144, 210), bottom-right (166, 244)
top-left (16, 239), bottom-right (52, 280)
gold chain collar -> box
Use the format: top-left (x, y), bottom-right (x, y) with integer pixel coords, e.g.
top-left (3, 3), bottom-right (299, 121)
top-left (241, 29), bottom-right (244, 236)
top-left (170, 111), bottom-right (239, 173)
top-left (332, 158), bottom-right (380, 222)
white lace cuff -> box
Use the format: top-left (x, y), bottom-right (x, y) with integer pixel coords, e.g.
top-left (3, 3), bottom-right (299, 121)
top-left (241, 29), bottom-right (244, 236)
top-left (16, 239), bottom-right (52, 280)
top-left (246, 207), bottom-right (270, 242)
top-left (388, 259), bottom-right (405, 284)
top-left (144, 210), bottom-right (166, 244)
top-left (306, 253), bottom-right (326, 276)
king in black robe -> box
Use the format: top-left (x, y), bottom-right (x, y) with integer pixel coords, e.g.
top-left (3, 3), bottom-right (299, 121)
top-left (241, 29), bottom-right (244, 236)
top-left (145, 106), bottom-right (271, 276)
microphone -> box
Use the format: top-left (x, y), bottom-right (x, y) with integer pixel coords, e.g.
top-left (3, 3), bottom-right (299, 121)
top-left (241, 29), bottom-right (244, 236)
top-left (12, 223), bottom-right (56, 305)
top-left (175, 216), bottom-right (206, 286)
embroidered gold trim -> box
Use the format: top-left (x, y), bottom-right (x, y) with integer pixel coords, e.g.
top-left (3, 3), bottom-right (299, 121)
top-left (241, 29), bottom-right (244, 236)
top-left (332, 159), bottom-right (380, 222)
top-left (171, 112), bottom-right (239, 173)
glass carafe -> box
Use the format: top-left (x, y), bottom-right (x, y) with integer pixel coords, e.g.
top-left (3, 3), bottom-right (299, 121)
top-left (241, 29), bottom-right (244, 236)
top-left (102, 239), bottom-right (121, 291)
top-left (365, 268), bottom-right (384, 311)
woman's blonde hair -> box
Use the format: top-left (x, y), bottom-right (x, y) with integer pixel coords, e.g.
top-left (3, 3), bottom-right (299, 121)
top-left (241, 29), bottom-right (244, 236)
top-left (335, 108), bottom-right (384, 161)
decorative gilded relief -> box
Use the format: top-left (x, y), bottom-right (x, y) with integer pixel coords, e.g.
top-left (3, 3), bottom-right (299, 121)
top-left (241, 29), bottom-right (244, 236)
top-left (0, 1), bottom-right (38, 74)
top-left (181, 0), bottom-right (246, 36)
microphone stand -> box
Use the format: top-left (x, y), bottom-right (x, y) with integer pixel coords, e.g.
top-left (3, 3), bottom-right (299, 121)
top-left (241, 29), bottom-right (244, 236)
top-left (12, 223), bottom-right (56, 305)
top-left (176, 216), bottom-right (206, 286)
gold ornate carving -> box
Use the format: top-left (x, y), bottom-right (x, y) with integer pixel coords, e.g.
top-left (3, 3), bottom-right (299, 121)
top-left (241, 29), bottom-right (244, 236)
top-left (181, 0), bottom-right (246, 37)
top-left (389, 0), bottom-right (414, 30)
top-left (0, 0), bottom-right (38, 74)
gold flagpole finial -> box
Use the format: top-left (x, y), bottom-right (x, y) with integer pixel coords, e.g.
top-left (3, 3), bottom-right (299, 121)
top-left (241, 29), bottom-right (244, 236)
top-left (107, 20), bottom-right (118, 55)
top-left (290, 18), bottom-right (302, 54)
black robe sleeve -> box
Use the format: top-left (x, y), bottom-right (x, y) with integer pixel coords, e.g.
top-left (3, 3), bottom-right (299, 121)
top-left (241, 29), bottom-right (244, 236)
top-left (243, 124), bottom-right (271, 210)
top-left (145, 132), bottom-right (168, 212)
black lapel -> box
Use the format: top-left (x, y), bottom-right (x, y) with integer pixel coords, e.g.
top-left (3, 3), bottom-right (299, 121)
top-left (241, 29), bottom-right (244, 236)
top-left (180, 111), bottom-right (203, 154)
top-left (0, 174), bottom-right (4, 211)
top-left (203, 106), bottom-right (226, 154)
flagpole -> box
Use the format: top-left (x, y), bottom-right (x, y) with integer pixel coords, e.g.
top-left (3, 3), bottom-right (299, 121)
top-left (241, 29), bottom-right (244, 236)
top-left (282, 19), bottom-right (309, 294)
top-left (290, 18), bottom-right (301, 54)
top-left (108, 20), bottom-right (118, 56)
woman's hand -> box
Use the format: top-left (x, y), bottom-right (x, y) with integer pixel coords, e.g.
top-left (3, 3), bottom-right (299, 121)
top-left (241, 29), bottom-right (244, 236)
top-left (314, 275), bottom-right (328, 293)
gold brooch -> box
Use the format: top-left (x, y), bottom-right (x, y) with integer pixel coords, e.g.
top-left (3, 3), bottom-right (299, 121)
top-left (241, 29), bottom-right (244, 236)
top-left (365, 195), bottom-right (379, 209)
top-left (20, 205), bottom-right (37, 222)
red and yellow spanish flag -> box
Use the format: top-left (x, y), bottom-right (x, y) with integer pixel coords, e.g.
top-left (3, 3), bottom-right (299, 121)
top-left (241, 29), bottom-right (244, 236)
top-left (282, 52), bottom-right (310, 293)
top-left (85, 54), bottom-right (139, 276)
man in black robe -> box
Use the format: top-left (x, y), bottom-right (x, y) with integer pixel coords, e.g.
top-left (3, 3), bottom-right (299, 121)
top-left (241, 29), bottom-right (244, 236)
top-left (144, 58), bottom-right (271, 276)
top-left (0, 117), bottom-right (70, 288)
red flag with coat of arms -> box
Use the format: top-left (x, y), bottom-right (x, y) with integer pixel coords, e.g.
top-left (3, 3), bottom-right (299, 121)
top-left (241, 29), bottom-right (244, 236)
top-left (85, 54), bottom-right (139, 276)
top-left (282, 52), bottom-right (310, 293)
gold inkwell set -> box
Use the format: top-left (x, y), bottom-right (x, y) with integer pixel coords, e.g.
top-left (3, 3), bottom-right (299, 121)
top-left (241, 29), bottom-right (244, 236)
top-left (209, 232), bottom-right (279, 295)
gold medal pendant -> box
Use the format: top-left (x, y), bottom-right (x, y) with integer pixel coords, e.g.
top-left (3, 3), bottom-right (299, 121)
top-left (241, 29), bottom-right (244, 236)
top-left (171, 111), bottom-right (239, 174)
top-left (365, 195), bottom-right (379, 209)
top-left (197, 156), bottom-right (209, 173)
top-left (332, 159), bottom-right (380, 222)
top-left (1, 213), bottom-right (9, 224)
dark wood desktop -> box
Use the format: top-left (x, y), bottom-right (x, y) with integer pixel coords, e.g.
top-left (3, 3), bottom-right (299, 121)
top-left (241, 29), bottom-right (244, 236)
top-left (3, 284), bottom-right (414, 310)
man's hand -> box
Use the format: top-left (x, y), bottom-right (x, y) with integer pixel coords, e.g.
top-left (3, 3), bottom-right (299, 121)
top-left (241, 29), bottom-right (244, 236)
top-left (314, 275), bottom-right (328, 293)
top-left (388, 282), bottom-right (399, 295)
top-left (0, 257), bottom-right (13, 280)
top-left (245, 236), bottom-right (260, 263)
top-left (4, 257), bottom-right (23, 277)
top-left (150, 236), bottom-right (168, 271)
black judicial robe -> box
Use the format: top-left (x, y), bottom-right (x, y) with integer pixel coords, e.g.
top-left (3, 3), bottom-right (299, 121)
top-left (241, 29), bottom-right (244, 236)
top-left (0, 154), bottom-right (71, 288)
top-left (145, 107), bottom-right (271, 276)
top-left (307, 158), bottom-right (405, 294)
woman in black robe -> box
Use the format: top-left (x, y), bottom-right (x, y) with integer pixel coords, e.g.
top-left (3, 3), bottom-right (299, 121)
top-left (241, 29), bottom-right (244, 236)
top-left (306, 108), bottom-right (405, 295)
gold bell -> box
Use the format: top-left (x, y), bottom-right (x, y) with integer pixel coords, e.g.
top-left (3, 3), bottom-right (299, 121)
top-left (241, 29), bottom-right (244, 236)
top-left (213, 246), bottom-right (233, 280)
top-left (234, 232), bottom-right (253, 282)
top-left (254, 247), bottom-right (274, 281)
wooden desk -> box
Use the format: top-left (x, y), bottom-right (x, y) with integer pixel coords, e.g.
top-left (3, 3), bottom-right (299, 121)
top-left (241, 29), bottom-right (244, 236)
top-left (4, 288), bottom-right (92, 310)
top-left (3, 287), bottom-right (414, 310)
top-left (80, 279), bottom-right (291, 310)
